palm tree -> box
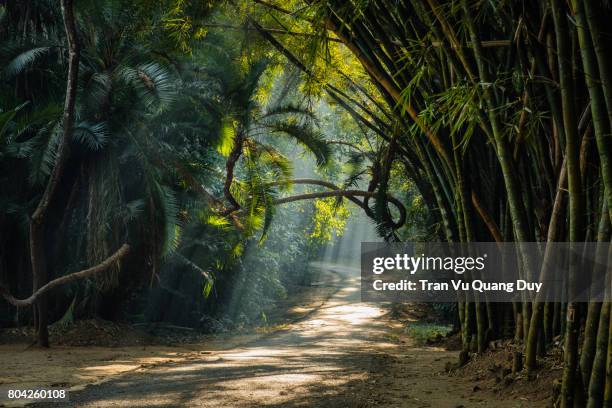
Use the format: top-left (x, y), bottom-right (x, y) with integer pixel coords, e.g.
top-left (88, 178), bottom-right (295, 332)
top-left (0, 0), bottom-right (192, 341)
top-left (197, 41), bottom-right (330, 238)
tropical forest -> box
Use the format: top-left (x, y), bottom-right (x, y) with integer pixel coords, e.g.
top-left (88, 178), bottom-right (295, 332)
top-left (1, 0), bottom-right (612, 407)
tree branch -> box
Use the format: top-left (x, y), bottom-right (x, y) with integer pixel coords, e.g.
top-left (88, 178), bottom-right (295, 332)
top-left (268, 179), bottom-right (407, 228)
top-left (31, 0), bottom-right (80, 224)
top-left (271, 178), bottom-right (367, 208)
top-left (1, 244), bottom-right (130, 308)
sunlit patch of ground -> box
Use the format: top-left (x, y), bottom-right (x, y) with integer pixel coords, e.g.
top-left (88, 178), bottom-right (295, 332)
top-left (5, 263), bottom-right (548, 407)
top-left (0, 336), bottom-right (266, 395)
top-left (0, 345), bottom-right (195, 408)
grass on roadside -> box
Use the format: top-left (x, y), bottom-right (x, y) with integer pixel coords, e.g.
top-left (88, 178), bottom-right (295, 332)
top-left (404, 322), bottom-right (453, 345)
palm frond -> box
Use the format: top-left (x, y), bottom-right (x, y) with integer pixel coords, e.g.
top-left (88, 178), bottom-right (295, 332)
top-left (342, 151), bottom-right (368, 188)
top-left (29, 124), bottom-right (62, 185)
top-left (14, 102), bottom-right (62, 143)
top-left (123, 198), bottom-right (145, 222)
top-left (73, 121), bottom-right (109, 151)
top-left (4, 46), bottom-right (54, 77)
top-left (80, 71), bottom-right (113, 113)
top-left (118, 62), bottom-right (176, 110)
top-left (217, 117), bottom-right (236, 157)
top-left (262, 103), bottom-right (317, 122)
top-left (255, 142), bottom-right (293, 185)
top-left (0, 102), bottom-right (29, 141)
top-left (238, 58), bottom-right (270, 106)
top-left (264, 121), bottom-right (330, 165)
top-left (153, 182), bottom-right (181, 256)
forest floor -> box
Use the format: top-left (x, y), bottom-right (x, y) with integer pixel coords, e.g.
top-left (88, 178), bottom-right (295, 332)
top-left (1, 263), bottom-right (554, 407)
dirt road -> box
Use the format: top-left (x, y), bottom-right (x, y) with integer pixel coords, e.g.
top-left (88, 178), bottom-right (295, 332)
top-left (31, 264), bottom-right (536, 407)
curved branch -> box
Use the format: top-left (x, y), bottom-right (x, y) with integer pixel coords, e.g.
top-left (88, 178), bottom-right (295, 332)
top-left (269, 178), bottom-right (367, 208)
top-left (269, 179), bottom-right (407, 228)
top-left (1, 244), bottom-right (130, 308)
top-left (274, 190), bottom-right (369, 204)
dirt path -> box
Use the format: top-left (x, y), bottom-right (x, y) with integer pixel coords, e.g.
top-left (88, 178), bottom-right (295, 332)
top-left (29, 264), bottom-right (539, 407)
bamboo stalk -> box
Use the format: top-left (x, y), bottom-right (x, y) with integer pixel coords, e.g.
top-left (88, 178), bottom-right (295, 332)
top-left (551, 0), bottom-right (585, 404)
top-left (583, 1), bottom-right (612, 223)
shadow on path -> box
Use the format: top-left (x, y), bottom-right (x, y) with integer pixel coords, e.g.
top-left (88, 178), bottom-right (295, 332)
top-left (37, 263), bottom-right (396, 407)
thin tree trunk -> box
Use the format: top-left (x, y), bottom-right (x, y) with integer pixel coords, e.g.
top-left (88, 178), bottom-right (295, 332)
top-left (551, 0), bottom-right (585, 405)
top-left (604, 309), bottom-right (612, 406)
top-left (582, 198), bottom-right (610, 396)
top-left (583, 1), bottom-right (612, 222)
top-left (461, 0), bottom-right (533, 247)
top-left (525, 160), bottom-right (568, 374)
top-left (28, 0), bottom-right (80, 347)
top-left (322, 13), bottom-right (453, 169)
top-left (588, 303), bottom-right (610, 407)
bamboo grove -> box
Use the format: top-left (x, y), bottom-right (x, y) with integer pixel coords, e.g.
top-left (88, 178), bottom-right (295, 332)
top-left (245, 0), bottom-right (612, 406)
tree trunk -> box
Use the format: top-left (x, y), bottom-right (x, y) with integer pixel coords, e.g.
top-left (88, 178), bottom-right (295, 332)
top-left (604, 309), bottom-right (612, 406)
top-left (583, 1), bottom-right (612, 222)
top-left (28, 0), bottom-right (80, 347)
top-left (587, 303), bottom-right (611, 408)
top-left (526, 161), bottom-right (567, 373)
top-left (551, 0), bottom-right (584, 405)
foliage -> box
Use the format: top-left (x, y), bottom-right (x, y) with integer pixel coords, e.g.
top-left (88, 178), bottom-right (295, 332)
top-left (309, 197), bottom-right (351, 243)
top-left (404, 322), bottom-right (453, 346)
top-left (0, 0), bottom-right (393, 332)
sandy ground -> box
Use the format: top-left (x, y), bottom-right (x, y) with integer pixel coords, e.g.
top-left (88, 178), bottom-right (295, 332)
top-left (2, 264), bottom-right (548, 407)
